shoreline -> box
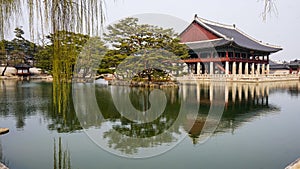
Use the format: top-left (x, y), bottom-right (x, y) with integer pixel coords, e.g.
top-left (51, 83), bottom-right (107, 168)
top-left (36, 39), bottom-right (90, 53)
top-left (1, 74), bottom-right (299, 84)
top-left (0, 75), bottom-right (53, 81)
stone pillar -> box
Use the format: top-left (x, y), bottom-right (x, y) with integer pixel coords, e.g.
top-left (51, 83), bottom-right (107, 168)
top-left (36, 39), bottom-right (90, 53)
top-left (255, 85), bottom-right (260, 97)
top-left (225, 61), bottom-right (229, 75)
top-left (261, 64), bottom-right (265, 75)
top-left (244, 85), bottom-right (249, 100)
top-left (225, 85), bottom-right (229, 104)
top-left (232, 83), bottom-right (236, 102)
top-left (256, 63), bottom-right (260, 75)
top-left (210, 84), bottom-right (213, 102)
top-left (238, 84), bottom-right (242, 101)
top-left (251, 63), bottom-right (255, 76)
top-left (187, 64), bottom-right (190, 73)
top-left (261, 84), bottom-right (265, 97)
top-left (197, 83), bottom-right (200, 102)
top-left (210, 62), bottom-right (214, 75)
top-left (232, 62), bottom-right (236, 75)
top-left (238, 62), bottom-right (243, 75)
top-left (182, 84), bottom-right (187, 101)
top-left (250, 85), bottom-right (255, 98)
top-left (245, 62), bottom-right (249, 75)
top-left (266, 64), bottom-right (270, 75)
top-left (197, 62), bottom-right (201, 75)
top-left (183, 64), bottom-right (188, 73)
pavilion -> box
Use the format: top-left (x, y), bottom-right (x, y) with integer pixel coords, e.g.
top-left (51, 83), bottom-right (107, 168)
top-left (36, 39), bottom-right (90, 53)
top-left (180, 15), bottom-right (282, 75)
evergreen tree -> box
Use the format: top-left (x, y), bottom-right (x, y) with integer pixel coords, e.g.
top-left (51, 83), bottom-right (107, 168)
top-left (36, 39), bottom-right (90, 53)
top-left (102, 17), bottom-right (189, 81)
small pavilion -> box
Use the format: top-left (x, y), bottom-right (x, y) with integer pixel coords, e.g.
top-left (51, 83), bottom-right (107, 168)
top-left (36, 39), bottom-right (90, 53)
top-left (289, 60), bottom-right (300, 74)
top-left (180, 15), bottom-right (282, 75)
top-left (14, 63), bottom-right (31, 76)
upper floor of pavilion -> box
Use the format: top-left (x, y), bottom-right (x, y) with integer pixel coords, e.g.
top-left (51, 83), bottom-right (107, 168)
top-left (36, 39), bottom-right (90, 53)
top-left (180, 15), bottom-right (282, 60)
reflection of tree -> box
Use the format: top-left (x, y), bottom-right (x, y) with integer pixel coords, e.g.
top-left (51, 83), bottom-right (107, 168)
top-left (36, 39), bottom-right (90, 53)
top-left (53, 137), bottom-right (71, 169)
top-left (0, 80), bottom-right (40, 129)
top-left (103, 129), bottom-right (174, 155)
top-left (47, 88), bottom-right (82, 133)
top-left (97, 86), bottom-right (183, 154)
top-left (0, 80), bottom-right (10, 117)
top-left (0, 81), bottom-right (82, 133)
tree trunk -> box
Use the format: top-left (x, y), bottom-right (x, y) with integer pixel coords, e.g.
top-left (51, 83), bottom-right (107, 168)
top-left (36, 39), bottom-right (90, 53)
top-left (1, 63), bottom-right (8, 76)
top-left (147, 73), bottom-right (152, 82)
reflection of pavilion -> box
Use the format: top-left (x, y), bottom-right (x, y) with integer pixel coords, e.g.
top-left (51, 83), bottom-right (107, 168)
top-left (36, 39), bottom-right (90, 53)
top-left (182, 82), bottom-right (279, 144)
top-left (180, 15), bottom-right (282, 76)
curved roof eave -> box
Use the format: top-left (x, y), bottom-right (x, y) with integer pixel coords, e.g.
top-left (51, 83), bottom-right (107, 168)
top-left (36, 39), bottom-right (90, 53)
top-left (194, 16), bottom-right (282, 53)
top-left (230, 41), bottom-right (282, 53)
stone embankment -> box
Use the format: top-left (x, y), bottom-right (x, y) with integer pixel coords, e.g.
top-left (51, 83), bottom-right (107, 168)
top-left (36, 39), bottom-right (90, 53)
top-left (0, 66), bottom-right (52, 81)
top-left (109, 80), bottom-right (179, 88)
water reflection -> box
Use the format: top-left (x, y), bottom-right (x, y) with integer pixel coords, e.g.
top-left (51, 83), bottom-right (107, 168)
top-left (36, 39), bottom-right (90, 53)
top-left (75, 81), bottom-right (281, 155)
top-left (0, 140), bottom-right (7, 167)
top-left (53, 137), bottom-right (71, 169)
top-left (1, 80), bottom-right (300, 155)
top-left (288, 83), bottom-right (300, 96)
top-left (187, 82), bottom-right (280, 144)
top-left (0, 80), bottom-right (82, 132)
top-left (100, 87), bottom-right (184, 155)
top-left (0, 80), bottom-right (49, 129)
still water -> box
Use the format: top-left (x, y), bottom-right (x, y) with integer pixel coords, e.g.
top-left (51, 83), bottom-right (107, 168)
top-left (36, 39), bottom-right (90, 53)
top-left (0, 80), bottom-right (300, 169)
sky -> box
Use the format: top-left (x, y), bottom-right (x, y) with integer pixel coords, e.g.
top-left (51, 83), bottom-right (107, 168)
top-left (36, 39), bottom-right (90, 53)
top-left (103, 0), bottom-right (300, 61)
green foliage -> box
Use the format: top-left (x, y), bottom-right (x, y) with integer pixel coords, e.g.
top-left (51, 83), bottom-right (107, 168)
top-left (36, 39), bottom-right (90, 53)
top-left (46, 31), bottom-right (90, 77)
top-left (0, 27), bottom-right (37, 67)
top-left (35, 45), bottom-right (53, 73)
top-left (104, 17), bottom-right (188, 58)
top-left (102, 17), bottom-right (189, 81)
top-left (98, 49), bottom-right (126, 74)
top-left (0, 0), bottom-right (105, 39)
top-left (74, 36), bottom-right (107, 80)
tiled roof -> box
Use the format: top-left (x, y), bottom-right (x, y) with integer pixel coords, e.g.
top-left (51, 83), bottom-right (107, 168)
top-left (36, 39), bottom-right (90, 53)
top-left (269, 60), bottom-right (290, 69)
top-left (14, 63), bottom-right (31, 68)
top-left (184, 38), bottom-right (230, 50)
top-left (184, 16), bottom-right (282, 53)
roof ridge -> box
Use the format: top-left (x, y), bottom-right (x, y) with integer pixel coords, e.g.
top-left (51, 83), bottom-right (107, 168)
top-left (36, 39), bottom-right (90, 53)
top-left (196, 16), bottom-right (235, 30)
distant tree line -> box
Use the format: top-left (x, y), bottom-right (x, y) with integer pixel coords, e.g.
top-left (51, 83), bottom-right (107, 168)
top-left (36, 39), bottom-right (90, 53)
top-left (0, 17), bottom-right (189, 81)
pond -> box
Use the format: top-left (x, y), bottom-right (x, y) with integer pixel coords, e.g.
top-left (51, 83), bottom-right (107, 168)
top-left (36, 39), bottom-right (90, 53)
top-left (0, 80), bottom-right (300, 169)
